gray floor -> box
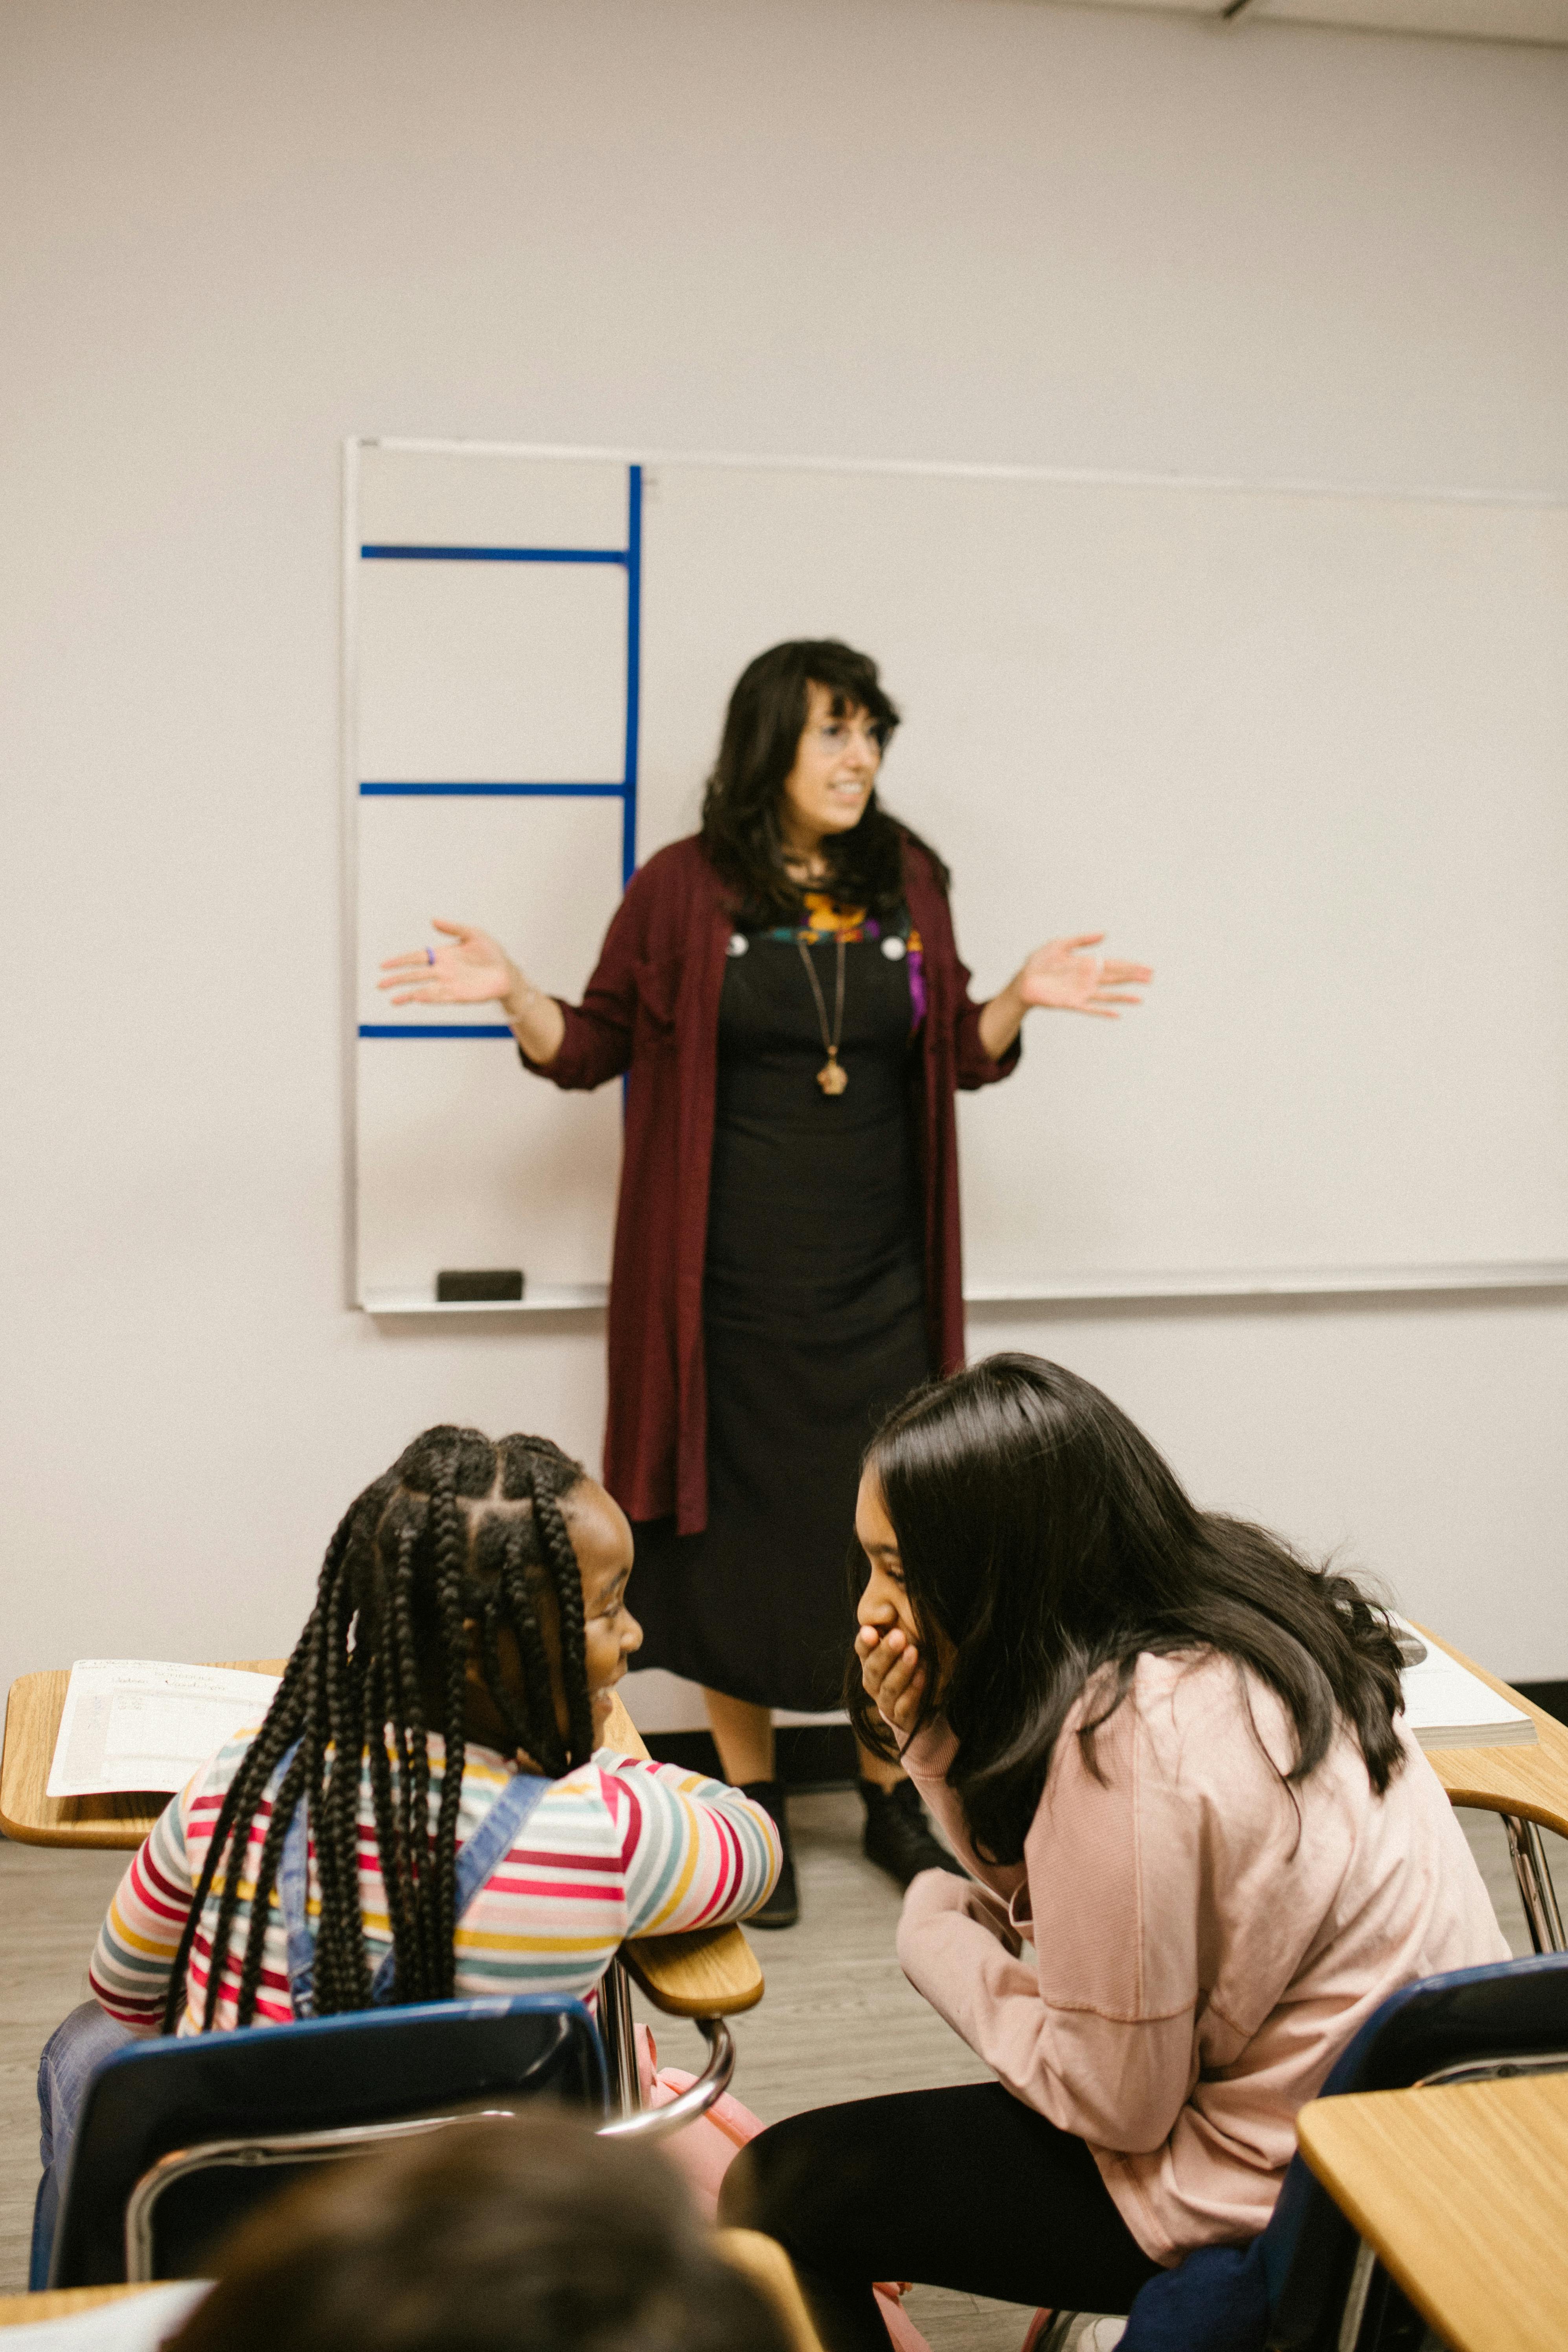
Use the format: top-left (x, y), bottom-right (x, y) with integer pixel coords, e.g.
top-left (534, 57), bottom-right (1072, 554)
top-left (2, 1797), bottom-right (1561, 2349)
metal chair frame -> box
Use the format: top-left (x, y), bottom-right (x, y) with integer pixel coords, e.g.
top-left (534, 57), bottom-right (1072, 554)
top-left (123, 2108), bottom-right (523, 2282)
top-left (1501, 1814), bottom-right (1566, 1953)
top-left (63, 1956), bottom-right (739, 2288)
top-left (594, 1955), bottom-right (737, 2140)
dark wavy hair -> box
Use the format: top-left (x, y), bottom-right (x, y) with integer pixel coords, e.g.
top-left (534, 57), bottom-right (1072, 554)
top-left (163, 1426), bottom-right (594, 2031)
top-left (164, 2109), bottom-right (789, 2352)
top-left (848, 1354), bottom-right (1406, 1867)
top-left (699, 638), bottom-right (949, 924)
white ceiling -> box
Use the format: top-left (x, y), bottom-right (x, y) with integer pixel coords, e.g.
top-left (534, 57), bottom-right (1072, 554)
top-left (1037, 0), bottom-right (1568, 42)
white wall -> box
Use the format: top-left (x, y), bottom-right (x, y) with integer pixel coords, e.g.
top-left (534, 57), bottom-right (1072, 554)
top-left (3, 0), bottom-right (1566, 1710)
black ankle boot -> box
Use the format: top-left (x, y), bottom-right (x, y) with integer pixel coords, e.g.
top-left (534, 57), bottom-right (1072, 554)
top-left (860, 1777), bottom-right (967, 1890)
top-left (739, 1779), bottom-right (800, 1928)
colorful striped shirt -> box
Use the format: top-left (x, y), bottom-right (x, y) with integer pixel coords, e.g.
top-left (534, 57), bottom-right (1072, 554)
top-left (89, 1730), bottom-right (781, 2035)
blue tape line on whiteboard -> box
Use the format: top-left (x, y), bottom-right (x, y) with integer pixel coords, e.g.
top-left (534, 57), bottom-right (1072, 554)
top-left (359, 1023), bottom-right (515, 1039)
top-left (621, 466), bottom-right (642, 886)
top-left (360, 544), bottom-right (628, 564)
top-left (360, 782), bottom-right (626, 797)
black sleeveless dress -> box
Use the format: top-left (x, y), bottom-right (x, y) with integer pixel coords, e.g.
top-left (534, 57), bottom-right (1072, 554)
top-left (630, 902), bottom-right (933, 1713)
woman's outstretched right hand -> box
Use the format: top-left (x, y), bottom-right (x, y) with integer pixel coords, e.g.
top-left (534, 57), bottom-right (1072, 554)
top-left (377, 920), bottom-right (566, 1064)
top-left (378, 919), bottom-right (515, 1006)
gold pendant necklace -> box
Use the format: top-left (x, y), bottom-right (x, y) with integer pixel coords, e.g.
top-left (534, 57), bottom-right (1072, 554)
top-left (796, 932), bottom-right (848, 1096)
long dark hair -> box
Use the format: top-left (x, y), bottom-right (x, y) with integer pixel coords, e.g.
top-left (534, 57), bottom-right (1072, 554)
top-left (848, 1355), bottom-right (1406, 1867)
top-left (699, 637), bottom-right (949, 924)
top-left (163, 1425), bottom-right (594, 2032)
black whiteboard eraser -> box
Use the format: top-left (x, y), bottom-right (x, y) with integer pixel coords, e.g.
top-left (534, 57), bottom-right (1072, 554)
top-left (436, 1270), bottom-right (525, 1303)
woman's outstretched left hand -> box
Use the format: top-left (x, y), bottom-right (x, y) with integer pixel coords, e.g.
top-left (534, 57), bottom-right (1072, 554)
top-left (1018, 932), bottom-right (1152, 1018)
top-left (978, 931), bottom-right (1153, 1059)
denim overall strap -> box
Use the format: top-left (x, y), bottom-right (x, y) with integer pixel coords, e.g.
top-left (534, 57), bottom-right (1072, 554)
top-left (451, 1770), bottom-right (552, 1919)
top-left (361, 1766), bottom-right (552, 2004)
top-left (277, 1751), bottom-right (551, 2016)
top-left (271, 1741), bottom-right (317, 2016)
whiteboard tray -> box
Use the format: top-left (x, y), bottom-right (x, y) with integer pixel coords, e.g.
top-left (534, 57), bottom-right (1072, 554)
top-left (362, 1261), bottom-right (1568, 1316)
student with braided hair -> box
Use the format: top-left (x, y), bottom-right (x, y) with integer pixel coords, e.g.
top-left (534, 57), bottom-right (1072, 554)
top-left (31, 1425), bottom-right (779, 2282)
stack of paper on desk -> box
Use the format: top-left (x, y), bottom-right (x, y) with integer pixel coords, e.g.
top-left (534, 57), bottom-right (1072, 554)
top-left (47, 1659), bottom-right (282, 1798)
top-left (1395, 1621), bottom-right (1536, 1752)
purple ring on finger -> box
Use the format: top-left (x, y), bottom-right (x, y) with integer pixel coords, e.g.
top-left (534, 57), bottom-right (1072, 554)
top-left (426, 947), bottom-right (434, 965)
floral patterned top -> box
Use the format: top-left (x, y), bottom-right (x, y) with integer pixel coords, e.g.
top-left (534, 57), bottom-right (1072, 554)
top-left (748, 890), bottom-right (927, 1027)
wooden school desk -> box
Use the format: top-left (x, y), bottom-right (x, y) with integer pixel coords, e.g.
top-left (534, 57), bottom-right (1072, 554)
top-left (1413, 1624), bottom-right (1568, 1953)
top-left (0, 1665), bottom-right (762, 2019)
top-left (1296, 2072), bottom-right (1568, 2352)
top-left (0, 1660), bottom-right (289, 1850)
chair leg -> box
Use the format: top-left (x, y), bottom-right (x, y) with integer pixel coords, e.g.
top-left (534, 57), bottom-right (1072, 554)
top-left (1503, 1815), bottom-right (1567, 1954)
top-left (599, 1958), bottom-right (642, 2119)
top-left (1336, 2238), bottom-right (1377, 2352)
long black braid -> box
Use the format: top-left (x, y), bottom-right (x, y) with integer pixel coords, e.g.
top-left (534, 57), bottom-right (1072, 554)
top-left (162, 1426), bottom-right (596, 2032)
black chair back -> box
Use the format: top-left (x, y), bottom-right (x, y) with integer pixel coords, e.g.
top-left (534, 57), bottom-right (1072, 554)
top-left (52, 1995), bottom-right (607, 2288)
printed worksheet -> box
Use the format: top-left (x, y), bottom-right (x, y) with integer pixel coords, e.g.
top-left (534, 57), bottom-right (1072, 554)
top-left (47, 1659), bottom-right (281, 1797)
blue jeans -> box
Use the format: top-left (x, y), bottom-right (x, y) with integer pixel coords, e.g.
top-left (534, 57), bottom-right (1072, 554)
top-left (31, 2001), bottom-right (137, 2290)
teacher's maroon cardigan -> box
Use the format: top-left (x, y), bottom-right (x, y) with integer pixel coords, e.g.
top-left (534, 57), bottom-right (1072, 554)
top-left (522, 833), bottom-right (1020, 1535)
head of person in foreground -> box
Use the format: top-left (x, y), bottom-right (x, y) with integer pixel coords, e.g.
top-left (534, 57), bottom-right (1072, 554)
top-left (162, 2108), bottom-right (791, 2352)
top-left (849, 1351), bottom-right (1406, 1867)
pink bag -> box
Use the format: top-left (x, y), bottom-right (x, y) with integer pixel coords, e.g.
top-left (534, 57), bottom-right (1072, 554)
top-left (636, 2025), bottom-right (932, 2352)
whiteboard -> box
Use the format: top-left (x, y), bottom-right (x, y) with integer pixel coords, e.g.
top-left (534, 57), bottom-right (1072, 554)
top-left (347, 442), bottom-right (1568, 1308)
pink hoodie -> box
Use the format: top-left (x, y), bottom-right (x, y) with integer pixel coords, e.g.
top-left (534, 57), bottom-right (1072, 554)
top-left (898, 1649), bottom-right (1508, 2266)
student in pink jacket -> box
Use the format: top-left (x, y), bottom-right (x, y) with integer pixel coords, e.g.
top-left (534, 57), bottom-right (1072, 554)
top-left (721, 1354), bottom-right (1507, 2352)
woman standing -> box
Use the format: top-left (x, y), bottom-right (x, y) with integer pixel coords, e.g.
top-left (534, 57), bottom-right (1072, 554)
top-left (380, 641), bottom-right (1150, 1924)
